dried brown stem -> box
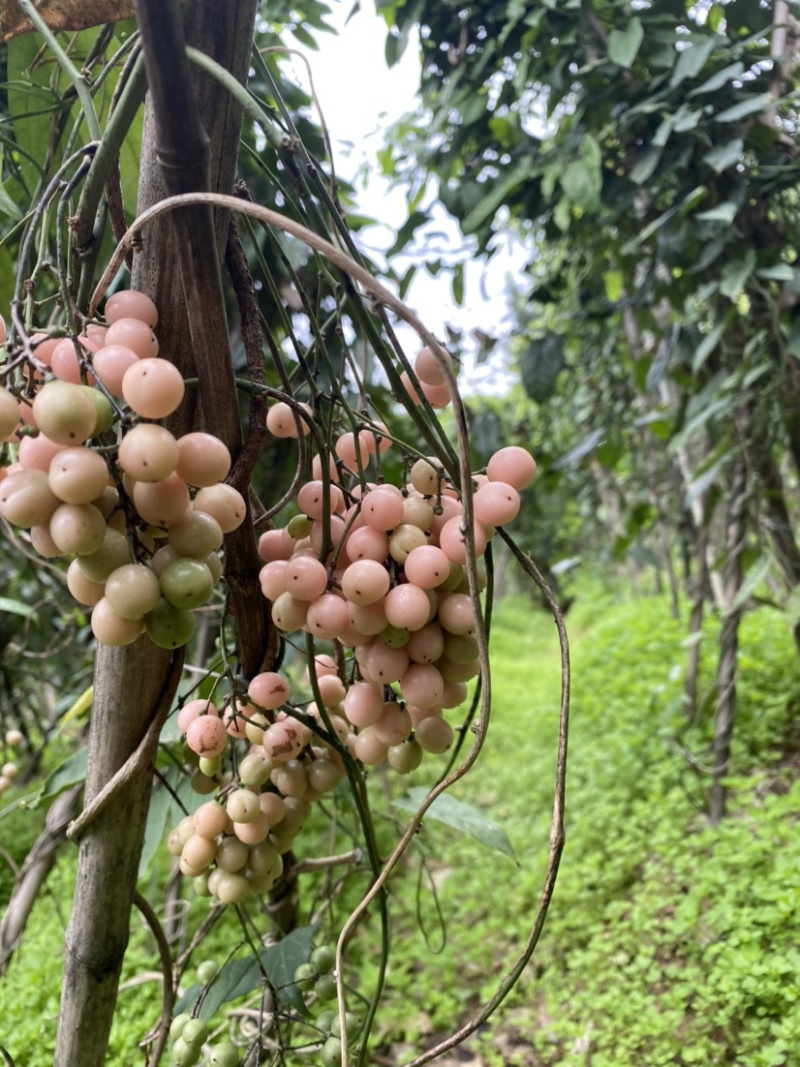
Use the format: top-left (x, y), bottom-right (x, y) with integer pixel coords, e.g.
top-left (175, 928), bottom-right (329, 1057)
top-left (401, 531), bottom-right (571, 1067)
top-left (135, 889), bottom-right (175, 1067)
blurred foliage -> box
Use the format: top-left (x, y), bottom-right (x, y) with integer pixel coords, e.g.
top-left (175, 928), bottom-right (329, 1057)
top-left (376, 0), bottom-right (800, 602)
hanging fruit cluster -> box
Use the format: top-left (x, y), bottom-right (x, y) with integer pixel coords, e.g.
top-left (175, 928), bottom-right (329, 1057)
top-left (0, 298), bottom-right (537, 1066)
top-left (0, 293), bottom-right (243, 650)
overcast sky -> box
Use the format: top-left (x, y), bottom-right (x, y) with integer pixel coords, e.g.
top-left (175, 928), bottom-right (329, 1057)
top-left (284, 2), bottom-right (527, 394)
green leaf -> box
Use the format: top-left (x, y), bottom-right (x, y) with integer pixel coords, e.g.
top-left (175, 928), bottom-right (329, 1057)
top-left (6, 33), bottom-right (52, 195)
top-left (0, 597), bottom-right (37, 618)
top-left (732, 554), bottom-right (772, 611)
top-left (630, 145), bottom-right (662, 185)
top-left (386, 209), bottom-right (428, 258)
top-left (702, 138), bottom-right (743, 174)
top-left (553, 427), bottom-right (605, 470)
top-left (174, 926), bottom-right (317, 1020)
top-left (695, 201), bottom-right (738, 223)
top-left (452, 261), bottom-right (465, 307)
top-left (139, 769), bottom-right (183, 878)
top-left (670, 37), bottom-right (716, 88)
top-left (719, 250), bottom-right (756, 299)
top-left (461, 158), bottom-right (534, 234)
top-left (520, 334), bottom-right (565, 403)
top-left (621, 205), bottom-right (680, 253)
top-left (608, 17), bottom-right (644, 68)
top-left (40, 748), bottom-right (87, 802)
top-left (693, 320), bottom-right (727, 372)
top-left (788, 318), bottom-right (800, 359)
top-left (785, 586), bottom-right (800, 630)
top-left (687, 61), bottom-right (745, 96)
top-left (0, 160), bottom-right (22, 222)
top-left (715, 93), bottom-right (774, 123)
top-left (757, 264), bottom-right (795, 282)
top-left (0, 246), bottom-right (15, 308)
top-left (680, 186), bottom-right (709, 218)
top-left (553, 195), bottom-right (571, 232)
top-left (686, 453), bottom-right (728, 504)
top-left (560, 133), bottom-right (602, 210)
top-left (395, 788), bottom-right (517, 860)
top-left (603, 270), bottom-right (624, 303)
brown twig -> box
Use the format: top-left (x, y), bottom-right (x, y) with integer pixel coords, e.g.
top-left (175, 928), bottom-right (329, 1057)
top-left (134, 889), bottom-right (175, 1067)
top-left (224, 202), bottom-right (268, 495)
top-left (400, 531), bottom-right (570, 1067)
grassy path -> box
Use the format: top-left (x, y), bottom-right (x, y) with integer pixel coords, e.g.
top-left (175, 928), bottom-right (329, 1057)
top-left (2, 588), bottom-right (800, 1067)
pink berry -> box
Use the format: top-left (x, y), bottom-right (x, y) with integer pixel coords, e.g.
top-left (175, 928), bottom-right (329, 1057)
top-left (486, 446), bottom-right (536, 490)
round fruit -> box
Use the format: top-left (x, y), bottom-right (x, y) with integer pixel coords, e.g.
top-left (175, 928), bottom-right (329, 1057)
top-left (193, 483), bottom-right (246, 533)
top-left (122, 358), bottom-right (185, 419)
top-left (321, 1037), bottom-right (343, 1067)
top-left (0, 470), bottom-right (60, 527)
top-left (185, 714), bottom-right (227, 758)
top-left (311, 945), bottom-right (335, 974)
top-left (330, 1011), bottom-right (360, 1038)
top-left (168, 1013), bottom-right (191, 1041)
top-left (91, 598), bottom-right (145, 646)
top-left (314, 973), bottom-right (337, 1002)
top-left (293, 962), bottom-right (316, 991)
top-left (118, 424), bottom-right (179, 482)
top-left (104, 564), bottom-right (161, 620)
top-left (104, 288), bottom-right (158, 326)
top-left (48, 446), bottom-right (109, 504)
top-left (31, 380), bottom-right (96, 445)
top-left (486, 445), bottom-right (536, 489)
top-left (207, 1042), bottom-right (240, 1067)
top-left (175, 432), bottom-right (232, 488)
top-left (145, 598), bottom-right (196, 650)
top-left (196, 960), bottom-right (219, 985)
top-left (104, 316), bottom-right (159, 359)
top-left (0, 385), bottom-right (20, 438)
top-left (160, 559), bottom-right (214, 609)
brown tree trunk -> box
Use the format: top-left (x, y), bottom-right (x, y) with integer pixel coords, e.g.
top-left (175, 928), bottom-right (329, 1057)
top-left (684, 522), bottom-right (710, 717)
top-left (54, 4), bottom-right (259, 1065)
top-left (709, 457), bottom-right (748, 825)
top-left (748, 441), bottom-right (800, 652)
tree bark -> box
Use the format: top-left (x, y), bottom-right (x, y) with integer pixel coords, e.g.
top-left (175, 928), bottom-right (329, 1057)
top-left (709, 456), bottom-right (748, 825)
top-left (684, 522), bottom-right (709, 717)
top-left (55, 4), bottom-right (259, 1064)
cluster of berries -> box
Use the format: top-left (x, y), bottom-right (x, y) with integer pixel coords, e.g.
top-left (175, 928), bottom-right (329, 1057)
top-left (0, 292), bottom-right (244, 649)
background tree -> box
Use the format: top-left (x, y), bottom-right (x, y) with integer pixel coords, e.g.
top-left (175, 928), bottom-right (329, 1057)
top-left (379, 0), bottom-right (800, 820)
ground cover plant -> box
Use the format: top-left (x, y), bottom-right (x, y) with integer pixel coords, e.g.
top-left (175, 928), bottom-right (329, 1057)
top-left (3, 586), bottom-right (799, 1065)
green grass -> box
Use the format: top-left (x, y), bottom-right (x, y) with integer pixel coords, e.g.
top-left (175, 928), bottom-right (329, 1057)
top-left (1, 587), bottom-right (799, 1066)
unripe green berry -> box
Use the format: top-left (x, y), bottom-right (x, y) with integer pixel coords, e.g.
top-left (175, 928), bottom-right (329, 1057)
top-left (294, 962), bottom-right (316, 991)
top-left (180, 1017), bottom-right (208, 1051)
top-left (314, 973), bottom-right (337, 1002)
top-left (287, 514), bottom-right (313, 539)
top-left (198, 755), bottom-right (222, 777)
top-left (207, 1042), bottom-right (240, 1067)
top-left (196, 960), bottom-right (219, 985)
top-left (170, 1036), bottom-right (199, 1067)
top-left (311, 945), bottom-right (336, 974)
top-left (321, 1037), bottom-right (343, 1067)
top-left (331, 1011), bottom-right (360, 1039)
top-left (169, 1013), bottom-right (191, 1041)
